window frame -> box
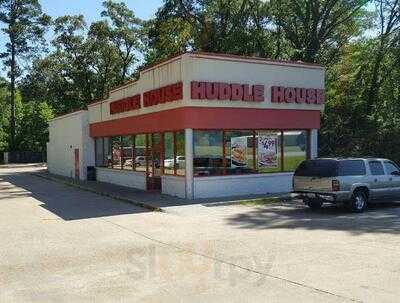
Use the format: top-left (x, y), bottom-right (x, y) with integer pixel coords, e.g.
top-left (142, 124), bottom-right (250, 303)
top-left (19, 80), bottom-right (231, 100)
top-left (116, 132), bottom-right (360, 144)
top-left (383, 161), bottom-right (400, 175)
top-left (338, 160), bottom-right (366, 176)
top-left (95, 131), bottom-right (186, 177)
top-left (162, 131), bottom-right (185, 177)
top-left (95, 128), bottom-right (311, 177)
top-left (368, 160), bottom-right (385, 176)
top-left (193, 128), bottom-right (311, 177)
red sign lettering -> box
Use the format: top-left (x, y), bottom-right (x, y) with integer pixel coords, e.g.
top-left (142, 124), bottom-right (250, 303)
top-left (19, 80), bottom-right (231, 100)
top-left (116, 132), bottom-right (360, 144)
top-left (191, 81), bottom-right (265, 102)
top-left (110, 94), bottom-right (141, 115)
top-left (271, 86), bottom-right (325, 104)
top-left (143, 82), bottom-right (183, 107)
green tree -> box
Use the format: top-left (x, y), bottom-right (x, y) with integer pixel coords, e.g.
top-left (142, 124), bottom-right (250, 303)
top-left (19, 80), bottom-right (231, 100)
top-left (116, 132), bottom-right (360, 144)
top-left (0, 0), bottom-right (50, 151)
top-left (364, 0), bottom-right (399, 113)
top-left (101, 0), bottom-right (143, 83)
top-left (16, 101), bottom-right (54, 152)
top-left (145, 0), bottom-right (275, 63)
top-left (0, 77), bottom-right (9, 151)
top-left (270, 0), bottom-right (370, 63)
top-left (21, 2), bottom-right (144, 115)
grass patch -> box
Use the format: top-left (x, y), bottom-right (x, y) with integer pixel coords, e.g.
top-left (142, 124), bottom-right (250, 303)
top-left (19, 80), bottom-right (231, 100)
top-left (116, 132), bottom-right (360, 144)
top-left (283, 155), bottom-right (306, 171)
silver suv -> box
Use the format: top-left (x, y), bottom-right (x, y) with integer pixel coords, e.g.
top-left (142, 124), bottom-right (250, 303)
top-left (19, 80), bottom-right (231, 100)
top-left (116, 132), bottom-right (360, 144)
top-left (293, 158), bottom-right (400, 212)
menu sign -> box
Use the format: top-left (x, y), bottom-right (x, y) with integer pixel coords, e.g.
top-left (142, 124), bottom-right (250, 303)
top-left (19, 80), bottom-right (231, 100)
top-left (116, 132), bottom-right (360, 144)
top-left (231, 136), bottom-right (247, 167)
top-left (258, 133), bottom-right (278, 168)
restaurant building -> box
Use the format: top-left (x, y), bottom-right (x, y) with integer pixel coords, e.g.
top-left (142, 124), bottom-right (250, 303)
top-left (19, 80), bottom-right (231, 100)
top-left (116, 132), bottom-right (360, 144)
top-left (47, 52), bottom-right (325, 199)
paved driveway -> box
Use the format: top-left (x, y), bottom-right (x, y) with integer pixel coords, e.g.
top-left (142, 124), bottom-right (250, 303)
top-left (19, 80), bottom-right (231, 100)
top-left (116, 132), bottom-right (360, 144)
top-left (1, 166), bottom-right (400, 302)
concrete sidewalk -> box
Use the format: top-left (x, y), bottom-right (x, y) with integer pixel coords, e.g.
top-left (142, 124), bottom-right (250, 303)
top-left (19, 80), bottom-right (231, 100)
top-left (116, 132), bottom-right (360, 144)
top-left (32, 170), bottom-right (292, 212)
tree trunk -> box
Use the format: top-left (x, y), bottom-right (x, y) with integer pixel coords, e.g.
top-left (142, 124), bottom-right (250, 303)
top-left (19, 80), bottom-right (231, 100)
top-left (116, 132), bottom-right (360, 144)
top-left (121, 64), bottom-right (128, 84)
top-left (366, 42), bottom-right (385, 114)
top-left (10, 50), bottom-right (16, 151)
top-left (9, 0), bottom-right (16, 152)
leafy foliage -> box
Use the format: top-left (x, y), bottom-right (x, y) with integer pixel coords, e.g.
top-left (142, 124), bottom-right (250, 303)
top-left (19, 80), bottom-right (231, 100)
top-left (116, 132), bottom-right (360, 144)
top-left (0, 0), bottom-right (400, 165)
top-left (0, 0), bottom-right (50, 150)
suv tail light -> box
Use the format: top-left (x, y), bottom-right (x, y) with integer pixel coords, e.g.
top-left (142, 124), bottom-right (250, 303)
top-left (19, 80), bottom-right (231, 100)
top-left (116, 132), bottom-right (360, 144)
top-left (332, 179), bottom-right (340, 191)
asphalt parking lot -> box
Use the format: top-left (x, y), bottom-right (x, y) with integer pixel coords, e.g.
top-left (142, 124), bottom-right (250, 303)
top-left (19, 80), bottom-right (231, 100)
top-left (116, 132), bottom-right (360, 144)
top-left (1, 165), bottom-right (400, 303)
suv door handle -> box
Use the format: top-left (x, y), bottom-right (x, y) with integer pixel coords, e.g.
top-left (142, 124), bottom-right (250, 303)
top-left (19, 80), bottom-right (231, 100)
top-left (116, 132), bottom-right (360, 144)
top-left (374, 178), bottom-right (378, 182)
top-left (389, 177), bottom-right (393, 181)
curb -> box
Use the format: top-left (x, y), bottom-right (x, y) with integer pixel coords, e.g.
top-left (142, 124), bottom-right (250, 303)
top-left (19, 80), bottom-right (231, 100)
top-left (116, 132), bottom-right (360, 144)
top-left (31, 173), bottom-right (163, 212)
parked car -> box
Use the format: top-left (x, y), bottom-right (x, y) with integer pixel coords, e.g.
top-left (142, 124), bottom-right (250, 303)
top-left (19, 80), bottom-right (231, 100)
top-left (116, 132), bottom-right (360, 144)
top-left (135, 156), bottom-right (161, 168)
top-left (124, 158), bottom-right (133, 167)
top-left (164, 156), bottom-right (186, 168)
top-left (135, 156), bottom-right (146, 166)
top-left (293, 158), bottom-right (400, 212)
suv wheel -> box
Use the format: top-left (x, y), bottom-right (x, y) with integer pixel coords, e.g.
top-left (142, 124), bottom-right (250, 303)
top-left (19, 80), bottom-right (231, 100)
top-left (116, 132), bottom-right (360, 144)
top-left (305, 198), bottom-right (323, 210)
top-left (350, 190), bottom-right (368, 213)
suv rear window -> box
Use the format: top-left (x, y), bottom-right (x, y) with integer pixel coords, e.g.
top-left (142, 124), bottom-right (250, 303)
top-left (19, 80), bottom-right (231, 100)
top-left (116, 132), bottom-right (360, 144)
top-left (294, 160), bottom-right (338, 177)
top-left (338, 160), bottom-right (366, 176)
top-left (295, 159), bottom-right (366, 177)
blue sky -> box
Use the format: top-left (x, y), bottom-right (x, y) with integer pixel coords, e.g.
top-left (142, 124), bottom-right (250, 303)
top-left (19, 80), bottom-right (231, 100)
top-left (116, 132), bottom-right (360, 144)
top-left (40, 0), bottom-right (164, 24)
top-left (0, 1), bottom-right (164, 76)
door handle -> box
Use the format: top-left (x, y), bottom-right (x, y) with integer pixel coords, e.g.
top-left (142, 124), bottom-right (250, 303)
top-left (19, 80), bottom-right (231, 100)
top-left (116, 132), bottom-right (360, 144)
top-left (374, 178), bottom-right (378, 182)
top-left (389, 177), bottom-right (393, 181)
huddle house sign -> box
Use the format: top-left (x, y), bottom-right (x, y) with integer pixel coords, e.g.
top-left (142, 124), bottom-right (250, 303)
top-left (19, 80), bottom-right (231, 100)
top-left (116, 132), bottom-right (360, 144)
top-left (190, 81), bottom-right (265, 102)
top-left (271, 86), bottom-right (325, 104)
top-left (109, 81), bottom-right (325, 114)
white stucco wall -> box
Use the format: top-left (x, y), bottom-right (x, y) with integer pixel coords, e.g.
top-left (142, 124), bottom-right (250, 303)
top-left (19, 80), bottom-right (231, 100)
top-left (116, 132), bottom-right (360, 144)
top-left (88, 56), bottom-right (185, 124)
top-left (193, 173), bottom-right (294, 199)
top-left (162, 175), bottom-right (186, 198)
top-left (96, 167), bottom-right (146, 190)
top-left (185, 54), bottom-right (325, 111)
top-left (88, 53), bottom-right (325, 125)
top-left (47, 110), bottom-right (94, 180)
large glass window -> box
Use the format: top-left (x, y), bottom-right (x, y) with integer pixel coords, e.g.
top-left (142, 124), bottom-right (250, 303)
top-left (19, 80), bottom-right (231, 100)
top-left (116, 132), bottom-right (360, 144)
top-left (134, 134), bottom-right (146, 172)
top-left (164, 132), bottom-right (174, 175)
top-left (163, 131), bottom-right (186, 176)
top-left (96, 129), bottom-right (310, 176)
top-left (283, 131), bottom-right (307, 172)
top-left (224, 131), bottom-right (255, 175)
top-left (150, 133), bottom-right (162, 177)
top-left (112, 136), bottom-right (122, 169)
top-left (95, 138), bottom-right (105, 167)
top-left (121, 136), bottom-right (134, 170)
top-left (194, 130), bottom-right (224, 176)
top-left (193, 129), bottom-right (309, 177)
top-left (176, 131), bottom-right (185, 176)
top-left (104, 137), bottom-right (112, 168)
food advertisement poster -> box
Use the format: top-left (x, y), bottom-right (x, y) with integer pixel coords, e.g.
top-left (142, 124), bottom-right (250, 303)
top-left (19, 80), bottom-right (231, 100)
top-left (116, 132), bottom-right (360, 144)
top-left (258, 133), bottom-right (278, 168)
top-left (231, 136), bottom-right (247, 167)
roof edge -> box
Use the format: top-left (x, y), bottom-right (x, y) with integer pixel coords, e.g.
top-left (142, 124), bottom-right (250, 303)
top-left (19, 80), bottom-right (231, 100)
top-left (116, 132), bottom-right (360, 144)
top-left (50, 109), bottom-right (87, 122)
top-left (87, 51), bottom-right (325, 108)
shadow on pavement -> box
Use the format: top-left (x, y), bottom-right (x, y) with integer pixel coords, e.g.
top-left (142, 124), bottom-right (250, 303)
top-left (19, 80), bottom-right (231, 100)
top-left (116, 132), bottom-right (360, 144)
top-left (0, 171), bottom-right (149, 220)
top-left (32, 170), bottom-right (289, 210)
top-left (226, 201), bottom-right (400, 235)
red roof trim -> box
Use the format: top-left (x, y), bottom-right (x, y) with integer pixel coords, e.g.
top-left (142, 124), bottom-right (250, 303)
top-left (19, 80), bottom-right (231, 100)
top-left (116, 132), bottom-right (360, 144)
top-left (89, 107), bottom-right (320, 137)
